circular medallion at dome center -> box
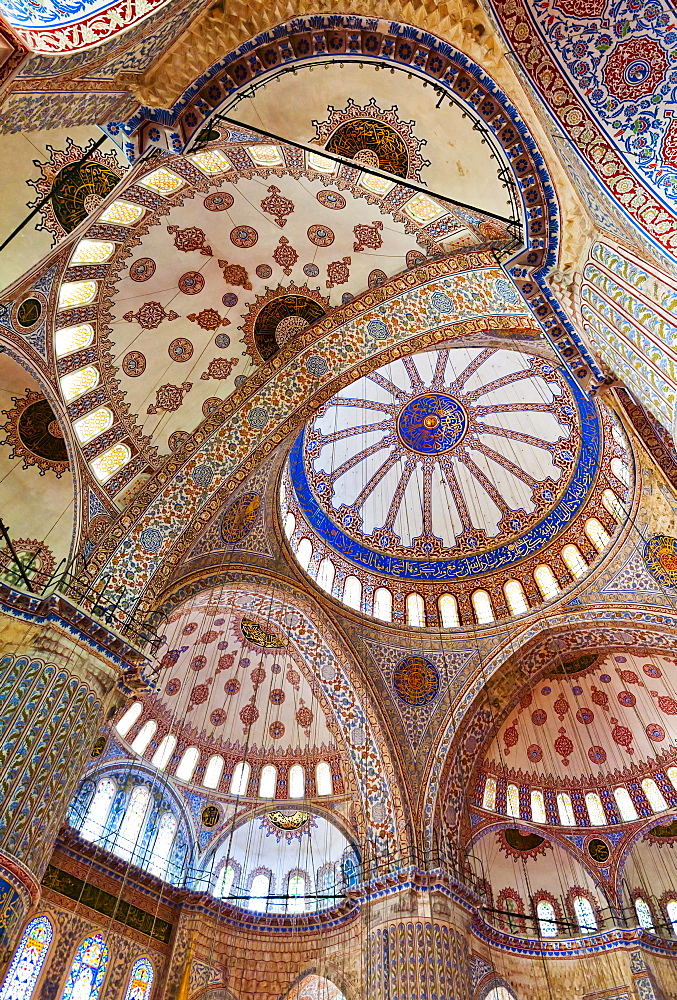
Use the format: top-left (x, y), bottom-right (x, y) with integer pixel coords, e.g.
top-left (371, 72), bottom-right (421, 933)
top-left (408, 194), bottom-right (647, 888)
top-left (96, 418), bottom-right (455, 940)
top-left (397, 393), bottom-right (467, 454)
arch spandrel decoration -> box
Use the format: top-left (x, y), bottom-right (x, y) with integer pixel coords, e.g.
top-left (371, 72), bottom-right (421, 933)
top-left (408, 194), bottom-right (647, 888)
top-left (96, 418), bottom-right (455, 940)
top-left (85, 254), bottom-right (541, 610)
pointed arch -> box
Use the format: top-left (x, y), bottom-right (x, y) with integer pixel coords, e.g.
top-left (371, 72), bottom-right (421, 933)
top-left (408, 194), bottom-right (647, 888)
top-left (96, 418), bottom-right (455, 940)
top-left (0, 916), bottom-right (53, 1000)
top-left (122, 957), bottom-right (154, 1000)
top-left (60, 934), bottom-right (109, 1000)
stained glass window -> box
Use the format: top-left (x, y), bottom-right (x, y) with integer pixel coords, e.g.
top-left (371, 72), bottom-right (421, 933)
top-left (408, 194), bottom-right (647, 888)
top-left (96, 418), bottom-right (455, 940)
top-left (667, 766), bottom-right (677, 792)
top-left (55, 323), bottom-right (95, 358)
top-left (81, 778), bottom-right (116, 843)
top-left (534, 564), bottom-right (560, 599)
top-left (248, 873), bottom-right (270, 911)
top-left (247, 145), bottom-right (283, 167)
top-left (504, 580), bottom-right (529, 615)
top-left (0, 915), bottom-right (52, 1000)
top-left (482, 776), bottom-right (496, 811)
top-left (189, 150), bottom-right (233, 174)
top-left (113, 784), bottom-right (150, 861)
top-left (536, 900), bottom-right (558, 937)
top-left (438, 594), bottom-right (460, 628)
top-left (176, 747), bottom-right (199, 782)
top-left (306, 152), bottom-right (336, 174)
top-left (602, 489), bottom-right (625, 522)
top-left (215, 864), bottom-right (235, 899)
top-left (666, 899), bottom-right (677, 936)
top-left (406, 593), bottom-right (425, 627)
top-left (562, 544), bottom-right (587, 579)
top-left (203, 755), bottom-right (224, 789)
top-left (122, 958), bottom-right (153, 1000)
top-left (316, 761), bottom-right (333, 796)
top-left (116, 702), bottom-right (142, 737)
top-left (259, 764), bottom-right (277, 799)
top-left (585, 792), bottom-right (606, 826)
top-left (58, 281), bottom-right (97, 309)
top-left (342, 576), bottom-right (361, 611)
top-left (531, 790), bottom-right (546, 823)
top-left (373, 587), bottom-right (392, 622)
top-left (359, 173), bottom-right (394, 195)
top-left (147, 812), bottom-right (177, 878)
top-left (557, 792), bottom-right (575, 826)
top-left (71, 240), bottom-right (115, 265)
top-left (614, 786), bottom-right (638, 821)
top-left (289, 765), bottom-right (305, 799)
top-left (634, 897), bottom-right (654, 931)
top-left (287, 875), bottom-right (305, 914)
top-left (73, 408), bottom-right (113, 444)
top-left (573, 896), bottom-right (597, 933)
top-left (642, 778), bottom-right (668, 812)
top-left (404, 193), bottom-right (445, 223)
top-left (611, 458), bottom-right (630, 487)
top-left (230, 761), bottom-right (250, 797)
top-left (139, 168), bottom-right (184, 195)
top-left (99, 201), bottom-right (144, 226)
top-left (60, 366), bottom-right (99, 402)
top-left (506, 784), bottom-right (520, 819)
top-left (472, 590), bottom-right (494, 624)
top-left (90, 443), bottom-right (131, 483)
top-left (585, 518), bottom-right (611, 553)
top-left (315, 558), bottom-right (335, 593)
top-left (61, 934), bottom-right (109, 1000)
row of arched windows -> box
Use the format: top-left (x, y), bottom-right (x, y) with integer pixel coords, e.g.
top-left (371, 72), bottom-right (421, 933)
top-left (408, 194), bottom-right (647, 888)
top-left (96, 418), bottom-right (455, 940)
top-left (500, 892), bottom-right (677, 939)
top-left (0, 917), bottom-right (153, 1000)
top-left (482, 769), bottom-right (677, 825)
top-left (285, 495), bottom-right (623, 626)
top-left (116, 704), bottom-right (334, 797)
top-left (212, 852), bottom-right (357, 914)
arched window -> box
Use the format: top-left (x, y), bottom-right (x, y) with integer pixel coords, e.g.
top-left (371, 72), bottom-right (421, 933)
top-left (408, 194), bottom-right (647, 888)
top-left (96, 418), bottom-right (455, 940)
top-left (289, 765), bottom-right (305, 799)
top-left (602, 488), bottom-right (625, 521)
top-left (611, 458), bottom-right (630, 487)
top-left (203, 755), bottom-right (224, 790)
top-left (472, 589), bottom-right (494, 624)
top-left (151, 734), bottom-right (176, 771)
top-left (534, 564), bottom-right (560, 599)
top-left (666, 899), bottom-right (677, 936)
top-left (506, 784), bottom-right (520, 819)
top-left (100, 200), bottom-right (144, 225)
top-left (557, 792), bottom-right (576, 826)
top-left (483, 987), bottom-right (516, 1000)
top-left (73, 407), bottom-right (114, 444)
top-left (316, 761), bottom-right (333, 796)
top-left (58, 280), bottom-right (97, 309)
top-left (215, 864), bottom-right (235, 899)
top-left (175, 747), bottom-right (199, 782)
top-left (287, 874), bottom-right (306, 914)
top-left (230, 761), bottom-right (250, 797)
top-left (284, 511), bottom-right (296, 538)
top-left (316, 558), bottom-right (335, 593)
top-left (259, 765), bottom-right (277, 799)
top-left (634, 896), bottom-right (654, 931)
top-left (667, 766), bottom-right (677, 792)
top-left (71, 240), bottom-right (116, 265)
top-left (642, 778), bottom-right (668, 812)
top-left (562, 544), bottom-right (587, 579)
top-left (122, 957), bottom-right (154, 1000)
top-left (438, 594), bottom-right (460, 628)
top-left (130, 720), bottom-right (156, 756)
top-left (61, 934), bottom-right (109, 1000)
top-left (0, 915), bottom-right (52, 1000)
top-left (531, 790), bottom-right (546, 823)
top-left (114, 785), bottom-right (150, 861)
top-left (81, 778), bottom-right (116, 843)
top-left (573, 896), bottom-right (597, 934)
top-left (614, 786), bottom-right (638, 821)
top-left (342, 576), bottom-right (362, 611)
top-left (115, 702), bottom-right (142, 738)
top-left (248, 873), bottom-right (270, 912)
top-left (55, 323), bottom-right (94, 358)
top-left (585, 792), bottom-right (607, 826)
top-left (90, 443), bottom-right (131, 483)
top-left (585, 518), bottom-right (611, 553)
top-left (504, 580), bottom-right (529, 615)
top-left (296, 538), bottom-right (313, 571)
top-left (373, 587), bottom-right (392, 622)
top-left (406, 593), bottom-right (425, 627)
top-left (60, 366), bottom-right (99, 402)
top-left (536, 900), bottom-right (558, 937)
top-left (148, 812), bottom-right (178, 879)
top-left (482, 776), bottom-right (497, 811)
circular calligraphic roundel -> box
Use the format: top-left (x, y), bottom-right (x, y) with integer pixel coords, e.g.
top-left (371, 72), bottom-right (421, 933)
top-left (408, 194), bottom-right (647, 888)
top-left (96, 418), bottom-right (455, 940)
top-left (587, 837), bottom-right (610, 864)
top-left (397, 393), bottom-right (467, 454)
top-left (287, 347), bottom-right (605, 583)
top-left (393, 656), bottom-right (440, 706)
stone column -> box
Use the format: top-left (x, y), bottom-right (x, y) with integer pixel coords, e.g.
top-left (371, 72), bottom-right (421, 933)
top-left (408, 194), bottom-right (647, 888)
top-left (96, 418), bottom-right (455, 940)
top-left (363, 875), bottom-right (474, 1000)
top-left (0, 602), bottom-right (127, 972)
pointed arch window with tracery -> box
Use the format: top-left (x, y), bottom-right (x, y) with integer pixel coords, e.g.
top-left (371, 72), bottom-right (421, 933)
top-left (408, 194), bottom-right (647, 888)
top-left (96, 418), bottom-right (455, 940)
top-left (80, 778), bottom-right (116, 843)
top-left (122, 958), bottom-right (154, 1000)
top-left (60, 934), bottom-right (109, 1000)
top-left (0, 916), bottom-right (52, 1000)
